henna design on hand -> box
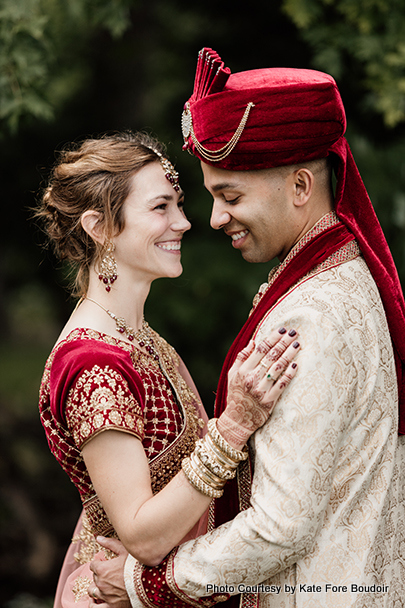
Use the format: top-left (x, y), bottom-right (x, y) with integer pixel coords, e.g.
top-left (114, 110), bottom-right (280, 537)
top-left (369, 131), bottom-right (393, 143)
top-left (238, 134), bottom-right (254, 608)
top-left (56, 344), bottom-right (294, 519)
top-left (218, 329), bottom-right (301, 449)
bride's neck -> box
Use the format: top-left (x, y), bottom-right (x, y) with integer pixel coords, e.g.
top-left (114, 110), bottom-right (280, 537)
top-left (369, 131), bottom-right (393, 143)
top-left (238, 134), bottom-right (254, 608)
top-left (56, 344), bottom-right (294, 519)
top-left (85, 271), bottom-right (151, 330)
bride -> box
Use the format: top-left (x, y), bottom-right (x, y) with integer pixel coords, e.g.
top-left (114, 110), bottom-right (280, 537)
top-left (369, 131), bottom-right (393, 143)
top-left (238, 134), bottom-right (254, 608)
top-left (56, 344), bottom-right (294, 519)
top-left (36, 131), bottom-right (299, 606)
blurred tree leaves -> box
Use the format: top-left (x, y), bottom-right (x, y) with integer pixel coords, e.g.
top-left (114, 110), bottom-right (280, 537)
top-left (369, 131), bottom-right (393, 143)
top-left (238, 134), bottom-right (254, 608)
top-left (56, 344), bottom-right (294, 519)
top-left (2, 0), bottom-right (405, 132)
top-left (282, 0), bottom-right (405, 126)
top-left (0, 0), bottom-right (133, 132)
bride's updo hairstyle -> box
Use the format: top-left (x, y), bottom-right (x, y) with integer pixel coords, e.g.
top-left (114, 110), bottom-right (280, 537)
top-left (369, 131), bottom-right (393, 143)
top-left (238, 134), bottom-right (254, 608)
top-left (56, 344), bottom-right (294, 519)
top-left (37, 131), bottom-right (167, 296)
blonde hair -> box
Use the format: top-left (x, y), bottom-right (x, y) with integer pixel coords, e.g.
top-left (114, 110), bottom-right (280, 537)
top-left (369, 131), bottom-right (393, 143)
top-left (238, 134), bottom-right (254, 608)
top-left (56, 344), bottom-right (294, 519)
top-left (36, 131), bottom-right (168, 296)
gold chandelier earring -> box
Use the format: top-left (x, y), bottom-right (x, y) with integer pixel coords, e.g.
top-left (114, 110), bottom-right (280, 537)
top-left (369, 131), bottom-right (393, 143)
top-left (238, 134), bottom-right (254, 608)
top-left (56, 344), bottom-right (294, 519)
top-left (98, 241), bottom-right (118, 292)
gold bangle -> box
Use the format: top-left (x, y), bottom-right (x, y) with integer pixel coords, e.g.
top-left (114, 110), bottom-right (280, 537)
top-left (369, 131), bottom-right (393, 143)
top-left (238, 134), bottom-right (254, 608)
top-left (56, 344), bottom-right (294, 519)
top-left (190, 452), bottom-right (226, 490)
top-left (208, 419), bottom-right (249, 462)
top-left (197, 436), bottom-right (238, 479)
top-left (182, 457), bottom-right (224, 498)
top-left (205, 433), bottom-right (241, 470)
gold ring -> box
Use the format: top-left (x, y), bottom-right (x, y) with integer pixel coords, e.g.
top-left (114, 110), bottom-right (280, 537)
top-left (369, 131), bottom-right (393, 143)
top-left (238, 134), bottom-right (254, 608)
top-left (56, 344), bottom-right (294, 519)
top-left (259, 360), bottom-right (269, 368)
top-left (92, 588), bottom-right (98, 600)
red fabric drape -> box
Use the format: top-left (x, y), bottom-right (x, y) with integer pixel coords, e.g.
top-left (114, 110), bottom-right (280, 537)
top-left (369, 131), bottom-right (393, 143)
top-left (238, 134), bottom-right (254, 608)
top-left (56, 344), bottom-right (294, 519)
top-left (331, 138), bottom-right (405, 429)
top-left (214, 223), bottom-right (354, 420)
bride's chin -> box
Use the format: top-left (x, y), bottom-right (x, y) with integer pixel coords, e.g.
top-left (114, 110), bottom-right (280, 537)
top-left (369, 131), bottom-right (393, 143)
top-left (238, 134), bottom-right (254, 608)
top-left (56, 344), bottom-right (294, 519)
top-left (155, 265), bottom-right (183, 280)
top-left (170, 264), bottom-right (184, 278)
top-left (173, 266), bottom-right (183, 278)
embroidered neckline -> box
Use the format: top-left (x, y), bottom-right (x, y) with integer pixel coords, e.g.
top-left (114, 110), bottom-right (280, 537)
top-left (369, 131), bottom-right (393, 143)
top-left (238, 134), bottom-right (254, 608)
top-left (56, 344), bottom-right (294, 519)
top-left (51, 327), bottom-right (149, 360)
top-left (252, 211), bottom-right (346, 308)
top-left (270, 211), bottom-right (339, 285)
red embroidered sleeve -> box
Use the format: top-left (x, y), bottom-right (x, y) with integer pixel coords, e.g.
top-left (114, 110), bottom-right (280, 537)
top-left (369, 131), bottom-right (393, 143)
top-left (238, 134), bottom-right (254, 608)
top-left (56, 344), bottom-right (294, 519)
top-left (132, 550), bottom-right (230, 608)
top-left (65, 363), bottom-right (144, 449)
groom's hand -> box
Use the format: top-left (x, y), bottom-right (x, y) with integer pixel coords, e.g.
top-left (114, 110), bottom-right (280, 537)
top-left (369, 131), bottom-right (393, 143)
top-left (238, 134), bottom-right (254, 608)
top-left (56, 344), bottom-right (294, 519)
top-left (88, 537), bottom-right (131, 608)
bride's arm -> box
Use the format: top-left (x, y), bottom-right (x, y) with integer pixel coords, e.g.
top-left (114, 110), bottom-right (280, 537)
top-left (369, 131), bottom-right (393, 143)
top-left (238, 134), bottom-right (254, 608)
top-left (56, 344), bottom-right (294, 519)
top-left (82, 329), bottom-right (299, 567)
top-left (82, 430), bottom-right (209, 566)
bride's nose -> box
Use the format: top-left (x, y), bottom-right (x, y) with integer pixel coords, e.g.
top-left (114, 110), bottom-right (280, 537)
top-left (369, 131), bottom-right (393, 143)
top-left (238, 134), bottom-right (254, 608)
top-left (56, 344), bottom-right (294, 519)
top-left (171, 209), bottom-right (191, 233)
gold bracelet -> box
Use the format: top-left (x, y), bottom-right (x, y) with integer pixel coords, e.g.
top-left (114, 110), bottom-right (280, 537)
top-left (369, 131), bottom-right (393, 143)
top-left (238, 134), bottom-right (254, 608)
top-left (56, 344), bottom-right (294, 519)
top-left (205, 433), bottom-right (241, 470)
top-left (208, 419), bottom-right (249, 462)
top-left (182, 457), bottom-right (224, 498)
top-left (195, 438), bottom-right (236, 479)
top-left (196, 436), bottom-right (238, 480)
top-left (190, 451), bottom-right (226, 490)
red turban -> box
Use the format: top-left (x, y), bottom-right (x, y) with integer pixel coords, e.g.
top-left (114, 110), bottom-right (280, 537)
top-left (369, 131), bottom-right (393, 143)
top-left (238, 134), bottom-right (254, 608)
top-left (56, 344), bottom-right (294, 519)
top-left (182, 48), bottom-right (405, 434)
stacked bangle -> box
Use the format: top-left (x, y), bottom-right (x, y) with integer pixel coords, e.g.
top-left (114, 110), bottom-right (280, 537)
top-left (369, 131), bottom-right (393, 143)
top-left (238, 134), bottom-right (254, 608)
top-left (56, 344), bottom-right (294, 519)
top-left (182, 456), bottom-right (224, 498)
top-left (181, 418), bottom-right (248, 499)
top-left (195, 438), bottom-right (236, 480)
top-left (207, 419), bottom-right (249, 462)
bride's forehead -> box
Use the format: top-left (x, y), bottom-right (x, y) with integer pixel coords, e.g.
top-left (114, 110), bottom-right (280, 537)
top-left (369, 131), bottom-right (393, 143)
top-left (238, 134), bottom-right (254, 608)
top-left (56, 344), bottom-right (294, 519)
top-left (124, 171), bottom-right (180, 210)
top-left (127, 162), bottom-right (169, 192)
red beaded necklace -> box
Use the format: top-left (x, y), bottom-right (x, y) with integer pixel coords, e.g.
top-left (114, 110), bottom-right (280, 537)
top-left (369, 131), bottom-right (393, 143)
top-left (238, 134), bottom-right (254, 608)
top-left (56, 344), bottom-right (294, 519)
top-left (85, 297), bottom-right (159, 361)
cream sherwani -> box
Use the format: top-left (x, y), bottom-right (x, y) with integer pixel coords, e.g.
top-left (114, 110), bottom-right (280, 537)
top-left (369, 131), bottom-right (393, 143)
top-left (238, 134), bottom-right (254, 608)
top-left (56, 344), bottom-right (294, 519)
top-left (168, 254), bottom-right (405, 608)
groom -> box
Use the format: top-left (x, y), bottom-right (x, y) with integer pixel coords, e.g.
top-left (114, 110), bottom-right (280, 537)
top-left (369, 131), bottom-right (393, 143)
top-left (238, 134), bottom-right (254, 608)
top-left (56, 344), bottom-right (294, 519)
top-left (90, 48), bottom-right (405, 607)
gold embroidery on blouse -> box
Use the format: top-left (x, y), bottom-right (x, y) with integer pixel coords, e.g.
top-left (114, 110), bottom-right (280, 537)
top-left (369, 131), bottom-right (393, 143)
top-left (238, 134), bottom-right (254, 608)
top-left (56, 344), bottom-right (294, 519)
top-left (82, 494), bottom-right (116, 540)
top-left (137, 330), bottom-right (205, 494)
top-left (41, 327), bottom-right (204, 548)
top-left (65, 364), bottom-right (144, 449)
top-left (72, 575), bottom-right (92, 601)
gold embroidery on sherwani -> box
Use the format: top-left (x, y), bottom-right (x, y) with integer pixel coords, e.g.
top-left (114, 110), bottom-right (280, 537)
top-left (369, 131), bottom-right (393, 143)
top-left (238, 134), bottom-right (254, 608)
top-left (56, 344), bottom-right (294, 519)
top-left (238, 213), bottom-right (361, 608)
top-left (252, 211), bottom-right (359, 311)
top-left (171, 232), bottom-right (405, 607)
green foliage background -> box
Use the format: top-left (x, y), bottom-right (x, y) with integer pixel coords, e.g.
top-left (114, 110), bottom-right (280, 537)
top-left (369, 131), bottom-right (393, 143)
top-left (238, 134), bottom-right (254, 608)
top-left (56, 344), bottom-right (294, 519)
top-left (0, 0), bottom-right (404, 604)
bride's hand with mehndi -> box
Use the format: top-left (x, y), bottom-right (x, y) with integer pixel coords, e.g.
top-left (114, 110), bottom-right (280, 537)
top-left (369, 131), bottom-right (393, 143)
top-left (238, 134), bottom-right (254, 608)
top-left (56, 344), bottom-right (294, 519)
top-left (218, 327), bottom-right (300, 450)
